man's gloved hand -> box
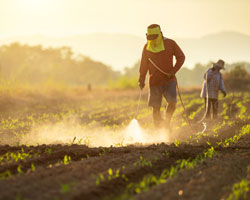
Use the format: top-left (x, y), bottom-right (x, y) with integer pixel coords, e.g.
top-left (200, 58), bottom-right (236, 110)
top-left (139, 82), bottom-right (145, 90)
top-left (222, 91), bottom-right (227, 97)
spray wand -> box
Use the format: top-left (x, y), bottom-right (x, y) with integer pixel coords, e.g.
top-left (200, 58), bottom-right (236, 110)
top-left (134, 89), bottom-right (142, 119)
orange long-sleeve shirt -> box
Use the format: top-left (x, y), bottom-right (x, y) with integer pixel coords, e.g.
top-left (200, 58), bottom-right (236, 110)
top-left (139, 38), bottom-right (185, 86)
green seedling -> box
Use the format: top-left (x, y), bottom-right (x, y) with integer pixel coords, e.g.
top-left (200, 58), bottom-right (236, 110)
top-left (0, 170), bottom-right (12, 180)
top-left (61, 184), bottom-right (70, 194)
top-left (45, 148), bottom-right (53, 154)
top-left (96, 173), bottom-right (105, 186)
top-left (174, 139), bottom-right (180, 147)
top-left (0, 151), bottom-right (32, 164)
top-left (17, 165), bottom-right (23, 174)
top-left (63, 155), bottom-right (71, 165)
top-left (247, 165), bottom-right (250, 173)
top-left (83, 137), bottom-right (90, 146)
top-left (31, 163), bottom-right (36, 172)
top-left (15, 193), bottom-right (28, 200)
top-left (71, 136), bottom-right (76, 144)
top-left (133, 156), bottom-right (152, 168)
top-left (77, 138), bottom-right (83, 145)
top-left (99, 148), bottom-right (106, 156)
top-left (227, 179), bottom-right (249, 200)
top-left (162, 150), bottom-right (170, 157)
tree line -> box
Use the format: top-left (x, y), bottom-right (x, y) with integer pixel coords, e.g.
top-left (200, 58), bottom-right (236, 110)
top-left (123, 60), bottom-right (250, 89)
top-left (0, 43), bottom-right (249, 89)
top-left (0, 43), bottom-right (120, 86)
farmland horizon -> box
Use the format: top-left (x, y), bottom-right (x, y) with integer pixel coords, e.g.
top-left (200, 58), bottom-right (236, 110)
top-left (1, 30), bottom-right (250, 71)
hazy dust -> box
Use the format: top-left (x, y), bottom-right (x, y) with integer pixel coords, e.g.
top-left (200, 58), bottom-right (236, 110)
top-left (20, 118), bottom-right (170, 147)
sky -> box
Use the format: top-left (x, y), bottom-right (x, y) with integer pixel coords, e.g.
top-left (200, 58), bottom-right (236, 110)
top-left (0, 0), bottom-right (250, 39)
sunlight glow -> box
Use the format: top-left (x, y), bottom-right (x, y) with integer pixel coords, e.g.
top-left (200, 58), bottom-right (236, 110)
top-left (23, 0), bottom-right (50, 8)
top-left (16, 0), bottom-right (53, 14)
top-left (1, 0), bottom-right (250, 39)
top-left (124, 119), bottom-right (145, 144)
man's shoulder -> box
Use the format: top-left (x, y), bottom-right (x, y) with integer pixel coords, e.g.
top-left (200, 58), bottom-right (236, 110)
top-left (205, 68), bottom-right (213, 75)
top-left (163, 38), bottom-right (179, 49)
top-left (163, 38), bottom-right (176, 44)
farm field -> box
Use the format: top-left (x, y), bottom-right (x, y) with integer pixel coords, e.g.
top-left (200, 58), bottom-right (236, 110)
top-left (0, 88), bottom-right (250, 200)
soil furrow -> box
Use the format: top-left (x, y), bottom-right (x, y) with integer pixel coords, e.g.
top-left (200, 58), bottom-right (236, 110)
top-left (74, 145), bottom-right (205, 200)
top-left (0, 145), bottom-right (103, 175)
top-left (133, 133), bottom-right (250, 200)
top-left (0, 147), bottom-right (172, 200)
top-left (134, 149), bottom-right (250, 200)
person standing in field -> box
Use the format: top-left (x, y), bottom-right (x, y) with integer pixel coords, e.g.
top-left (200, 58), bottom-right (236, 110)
top-left (200, 59), bottom-right (227, 119)
top-left (138, 24), bottom-right (185, 129)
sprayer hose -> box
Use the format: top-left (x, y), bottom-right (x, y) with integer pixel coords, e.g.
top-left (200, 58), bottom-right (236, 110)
top-left (148, 58), bottom-right (195, 134)
top-left (176, 82), bottom-right (195, 133)
top-left (198, 72), bottom-right (209, 123)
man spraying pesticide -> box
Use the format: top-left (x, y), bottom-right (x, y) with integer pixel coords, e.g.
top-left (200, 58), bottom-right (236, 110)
top-left (138, 24), bottom-right (185, 130)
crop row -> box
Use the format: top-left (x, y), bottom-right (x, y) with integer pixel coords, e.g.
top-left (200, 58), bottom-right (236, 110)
top-left (226, 168), bottom-right (250, 200)
top-left (113, 122), bottom-right (250, 200)
top-left (107, 99), bottom-right (250, 199)
top-left (80, 114), bottom-right (247, 200)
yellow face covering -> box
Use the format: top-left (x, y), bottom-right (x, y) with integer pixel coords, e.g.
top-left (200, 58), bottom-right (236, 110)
top-left (146, 26), bottom-right (165, 53)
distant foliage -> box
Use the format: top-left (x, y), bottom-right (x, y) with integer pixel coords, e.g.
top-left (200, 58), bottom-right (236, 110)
top-left (120, 61), bottom-right (250, 89)
top-left (0, 43), bottom-right (120, 86)
top-left (1, 43), bottom-right (250, 89)
top-left (108, 61), bottom-right (141, 89)
top-left (224, 65), bottom-right (250, 90)
top-left (177, 63), bottom-right (211, 87)
top-left (108, 76), bottom-right (138, 89)
top-left (123, 61), bottom-right (140, 77)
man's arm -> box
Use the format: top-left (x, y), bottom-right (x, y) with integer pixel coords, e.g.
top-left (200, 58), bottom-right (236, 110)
top-left (138, 46), bottom-right (148, 88)
top-left (170, 40), bottom-right (185, 74)
top-left (219, 74), bottom-right (226, 96)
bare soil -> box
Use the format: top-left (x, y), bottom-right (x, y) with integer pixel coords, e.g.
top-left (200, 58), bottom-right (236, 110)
top-left (0, 90), bottom-right (249, 200)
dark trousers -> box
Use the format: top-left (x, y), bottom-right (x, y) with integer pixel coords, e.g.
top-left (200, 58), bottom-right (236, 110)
top-left (204, 98), bottom-right (218, 119)
top-left (152, 102), bottom-right (176, 128)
